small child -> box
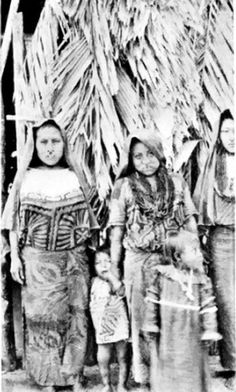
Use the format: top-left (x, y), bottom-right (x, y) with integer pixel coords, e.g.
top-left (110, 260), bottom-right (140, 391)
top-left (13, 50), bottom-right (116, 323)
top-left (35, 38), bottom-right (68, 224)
top-left (142, 230), bottom-right (222, 392)
top-left (90, 246), bottom-right (130, 392)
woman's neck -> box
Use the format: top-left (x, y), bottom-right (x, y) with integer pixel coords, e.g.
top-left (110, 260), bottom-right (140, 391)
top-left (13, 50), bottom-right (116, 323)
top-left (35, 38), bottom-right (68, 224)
top-left (37, 165), bottom-right (65, 170)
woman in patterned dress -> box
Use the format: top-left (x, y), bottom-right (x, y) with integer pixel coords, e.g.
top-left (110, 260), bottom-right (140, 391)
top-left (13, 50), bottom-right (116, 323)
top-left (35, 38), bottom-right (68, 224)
top-left (193, 109), bottom-right (235, 389)
top-left (108, 130), bottom-right (205, 389)
top-left (2, 119), bottom-right (98, 392)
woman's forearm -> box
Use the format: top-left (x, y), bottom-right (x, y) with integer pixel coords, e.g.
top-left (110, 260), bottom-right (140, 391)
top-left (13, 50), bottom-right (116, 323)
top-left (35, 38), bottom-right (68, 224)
top-left (110, 226), bottom-right (125, 269)
top-left (9, 231), bottom-right (25, 285)
top-left (9, 231), bottom-right (19, 257)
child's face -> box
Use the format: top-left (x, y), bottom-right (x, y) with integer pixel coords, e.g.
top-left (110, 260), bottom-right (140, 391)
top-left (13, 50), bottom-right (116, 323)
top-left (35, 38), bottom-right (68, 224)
top-left (181, 243), bottom-right (204, 271)
top-left (95, 251), bottom-right (111, 279)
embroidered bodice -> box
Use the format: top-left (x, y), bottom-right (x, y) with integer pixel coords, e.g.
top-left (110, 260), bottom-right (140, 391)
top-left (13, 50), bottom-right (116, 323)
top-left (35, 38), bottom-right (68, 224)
top-left (18, 168), bottom-right (92, 251)
top-left (109, 173), bottom-right (197, 252)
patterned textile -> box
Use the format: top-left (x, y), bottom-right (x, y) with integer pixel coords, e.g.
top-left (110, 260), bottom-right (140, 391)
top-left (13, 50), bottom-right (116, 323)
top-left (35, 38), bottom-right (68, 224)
top-left (19, 169), bottom-right (93, 251)
top-left (90, 277), bottom-right (129, 344)
top-left (22, 246), bottom-right (89, 386)
top-left (128, 168), bottom-right (175, 221)
top-left (109, 172), bottom-right (197, 383)
top-left (109, 172), bottom-right (196, 254)
top-left (209, 226), bottom-right (235, 370)
top-left (18, 168), bottom-right (96, 386)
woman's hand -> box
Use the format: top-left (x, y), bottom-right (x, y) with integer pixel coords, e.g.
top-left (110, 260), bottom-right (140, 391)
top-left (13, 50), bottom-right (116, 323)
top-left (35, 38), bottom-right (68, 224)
top-left (10, 255), bottom-right (24, 285)
top-left (104, 270), bottom-right (122, 288)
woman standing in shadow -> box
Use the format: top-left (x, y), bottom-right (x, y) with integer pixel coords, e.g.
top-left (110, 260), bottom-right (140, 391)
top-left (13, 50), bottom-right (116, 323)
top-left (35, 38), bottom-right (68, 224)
top-left (194, 109), bottom-right (235, 390)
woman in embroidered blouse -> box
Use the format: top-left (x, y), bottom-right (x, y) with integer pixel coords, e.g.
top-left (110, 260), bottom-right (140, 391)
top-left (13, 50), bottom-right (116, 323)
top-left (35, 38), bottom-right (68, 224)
top-left (2, 120), bottom-right (98, 392)
top-left (193, 109), bottom-right (235, 389)
top-left (108, 130), bottom-right (199, 387)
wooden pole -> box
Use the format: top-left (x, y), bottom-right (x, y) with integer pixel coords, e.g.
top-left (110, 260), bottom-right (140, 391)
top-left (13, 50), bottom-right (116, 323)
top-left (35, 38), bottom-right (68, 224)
top-left (12, 12), bottom-right (25, 167)
top-left (1, 87), bottom-right (7, 211)
top-left (12, 11), bottom-right (25, 362)
top-left (0, 0), bottom-right (21, 79)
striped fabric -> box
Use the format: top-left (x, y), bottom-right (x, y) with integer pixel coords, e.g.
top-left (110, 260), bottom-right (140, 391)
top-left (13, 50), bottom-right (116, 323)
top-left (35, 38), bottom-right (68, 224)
top-left (19, 198), bottom-right (91, 251)
top-left (18, 168), bottom-right (94, 251)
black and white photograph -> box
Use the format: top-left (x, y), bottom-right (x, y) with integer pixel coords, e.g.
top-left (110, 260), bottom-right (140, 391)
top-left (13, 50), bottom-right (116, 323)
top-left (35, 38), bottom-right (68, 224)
top-left (1, 1), bottom-right (234, 391)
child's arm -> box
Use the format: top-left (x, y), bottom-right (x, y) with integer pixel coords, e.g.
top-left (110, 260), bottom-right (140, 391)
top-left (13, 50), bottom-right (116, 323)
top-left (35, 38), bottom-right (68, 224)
top-left (102, 271), bottom-right (125, 296)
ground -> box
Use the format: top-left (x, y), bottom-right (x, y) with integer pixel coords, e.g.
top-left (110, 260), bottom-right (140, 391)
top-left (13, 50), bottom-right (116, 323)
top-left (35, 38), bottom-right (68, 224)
top-left (1, 355), bottom-right (233, 392)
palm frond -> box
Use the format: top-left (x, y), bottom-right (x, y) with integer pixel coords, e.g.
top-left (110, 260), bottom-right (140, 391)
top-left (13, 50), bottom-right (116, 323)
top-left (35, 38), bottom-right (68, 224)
top-left (13, 0), bottom-right (233, 206)
top-left (197, 0), bottom-right (233, 119)
top-left (173, 140), bottom-right (201, 172)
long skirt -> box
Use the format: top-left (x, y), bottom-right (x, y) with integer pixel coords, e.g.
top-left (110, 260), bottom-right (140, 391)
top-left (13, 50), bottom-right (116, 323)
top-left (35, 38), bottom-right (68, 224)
top-left (150, 275), bottom-right (211, 392)
top-left (209, 225), bottom-right (235, 370)
top-left (22, 245), bottom-right (90, 387)
top-left (123, 250), bottom-right (151, 383)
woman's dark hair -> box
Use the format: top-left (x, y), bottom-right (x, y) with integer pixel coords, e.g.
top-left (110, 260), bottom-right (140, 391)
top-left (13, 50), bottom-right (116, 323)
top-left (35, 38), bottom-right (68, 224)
top-left (215, 109), bottom-right (234, 193)
top-left (218, 109), bottom-right (233, 136)
top-left (216, 109), bottom-right (233, 155)
top-left (126, 137), bottom-right (140, 175)
top-left (29, 119), bottom-right (69, 168)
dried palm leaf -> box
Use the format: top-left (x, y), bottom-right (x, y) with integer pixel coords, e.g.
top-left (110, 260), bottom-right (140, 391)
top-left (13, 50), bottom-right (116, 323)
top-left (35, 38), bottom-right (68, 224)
top-left (12, 0), bottom-right (233, 207)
